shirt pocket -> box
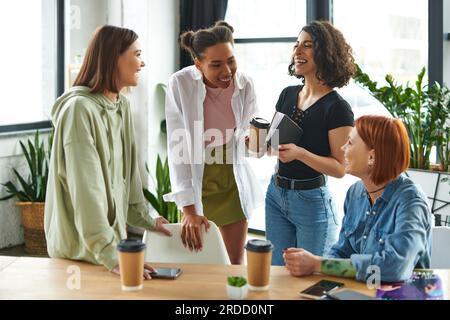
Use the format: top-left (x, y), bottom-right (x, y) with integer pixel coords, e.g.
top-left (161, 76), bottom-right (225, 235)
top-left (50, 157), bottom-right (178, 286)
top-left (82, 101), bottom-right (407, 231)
top-left (374, 230), bottom-right (389, 251)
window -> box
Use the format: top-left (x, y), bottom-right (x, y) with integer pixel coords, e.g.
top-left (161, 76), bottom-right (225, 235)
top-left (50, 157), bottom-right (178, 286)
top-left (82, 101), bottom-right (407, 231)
top-left (226, 0), bottom-right (307, 120)
top-left (0, 0), bottom-right (58, 128)
top-left (67, 0), bottom-right (108, 87)
top-left (333, 0), bottom-right (428, 120)
top-left (226, 0), bottom-right (307, 231)
top-left (333, 0), bottom-right (428, 85)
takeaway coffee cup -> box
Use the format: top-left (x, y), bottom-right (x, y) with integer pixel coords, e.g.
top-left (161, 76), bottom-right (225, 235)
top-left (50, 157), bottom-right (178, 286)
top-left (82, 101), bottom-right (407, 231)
top-left (117, 239), bottom-right (146, 291)
top-left (245, 239), bottom-right (274, 291)
top-left (248, 117), bottom-right (270, 157)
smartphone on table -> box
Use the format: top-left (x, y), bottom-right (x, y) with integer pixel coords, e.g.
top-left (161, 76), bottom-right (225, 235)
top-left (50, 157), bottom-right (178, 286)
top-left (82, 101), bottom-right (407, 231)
top-left (150, 267), bottom-right (182, 279)
top-left (299, 279), bottom-right (344, 299)
top-left (325, 289), bottom-right (376, 300)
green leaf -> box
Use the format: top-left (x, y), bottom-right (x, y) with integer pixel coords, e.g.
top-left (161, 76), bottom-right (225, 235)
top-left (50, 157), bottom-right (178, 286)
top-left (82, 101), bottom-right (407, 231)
top-left (162, 158), bottom-right (171, 194)
top-left (1, 182), bottom-right (19, 200)
top-left (37, 140), bottom-right (45, 176)
top-left (143, 188), bottom-right (161, 215)
top-left (20, 141), bottom-right (33, 176)
top-left (142, 155), bottom-right (180, 222)
top-left (12, 169), bottom-right (35, 201)
top-left (227, 276), bottom-right (247, 287)
top-left (27, 139), bottom-right (37, 187)
top-left (1, 129), bottom-right (54, 204)
top-left (156, 155), bottom-right (164, 195)
top-left (36, 175), bottom-right (44, 202)
top-left (160, 120), bottom-right (167, 134)
top-left (0, 194), bottom-right (15, 201)
top-left (2, 181), bottom-right (32, 202)
top-left (355, 65), bottom-right (450, 170)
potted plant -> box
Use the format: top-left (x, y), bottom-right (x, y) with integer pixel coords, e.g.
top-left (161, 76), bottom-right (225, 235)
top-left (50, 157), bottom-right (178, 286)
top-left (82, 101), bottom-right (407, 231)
top-left (0, 130), bottom-right (53, 255)
top-left (226, 276), bottom-right (248, 300)
top-left (143, 155), bottom-right (180, 223)
top-left (354, 65), bottom-right (450, 225)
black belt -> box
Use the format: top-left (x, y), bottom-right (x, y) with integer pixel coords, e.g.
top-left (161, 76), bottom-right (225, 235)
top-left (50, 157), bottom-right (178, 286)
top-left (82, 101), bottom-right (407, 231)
top-left (275, 174), bottom-right (326, 190)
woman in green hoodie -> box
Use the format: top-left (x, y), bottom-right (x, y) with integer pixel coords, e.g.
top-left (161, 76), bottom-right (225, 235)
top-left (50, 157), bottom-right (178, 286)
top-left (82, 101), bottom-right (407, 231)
top-left (45, 25), bottom-right (171, 278)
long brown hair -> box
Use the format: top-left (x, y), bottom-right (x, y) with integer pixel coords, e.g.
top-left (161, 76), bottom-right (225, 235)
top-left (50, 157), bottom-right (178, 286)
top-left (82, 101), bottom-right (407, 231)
top-left (74, 25), bottom-right (138, 93)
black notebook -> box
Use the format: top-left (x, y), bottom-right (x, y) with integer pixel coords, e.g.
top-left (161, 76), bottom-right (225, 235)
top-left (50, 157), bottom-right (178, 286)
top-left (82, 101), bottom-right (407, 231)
top-left (266, 111), bottom-right (303, 149)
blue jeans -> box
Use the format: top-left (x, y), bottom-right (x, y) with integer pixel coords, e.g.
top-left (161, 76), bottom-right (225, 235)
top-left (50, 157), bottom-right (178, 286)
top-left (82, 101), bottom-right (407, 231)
top-left (265, 175), bottom-right (339, 265)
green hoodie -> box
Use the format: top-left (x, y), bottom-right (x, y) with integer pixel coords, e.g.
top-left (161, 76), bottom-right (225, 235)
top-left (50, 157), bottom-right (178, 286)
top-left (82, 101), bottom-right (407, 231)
top-left (44, 86), bottom-right (155, 270)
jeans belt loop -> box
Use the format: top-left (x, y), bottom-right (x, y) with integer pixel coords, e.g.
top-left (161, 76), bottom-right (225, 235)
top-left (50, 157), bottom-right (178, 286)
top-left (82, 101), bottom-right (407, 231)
top-left (290, 179), bottom-right (295, 189)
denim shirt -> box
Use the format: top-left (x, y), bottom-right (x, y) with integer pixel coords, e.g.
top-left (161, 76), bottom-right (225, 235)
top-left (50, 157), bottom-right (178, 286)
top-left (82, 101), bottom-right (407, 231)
top-left (328, 174), bottom-right (432, 282)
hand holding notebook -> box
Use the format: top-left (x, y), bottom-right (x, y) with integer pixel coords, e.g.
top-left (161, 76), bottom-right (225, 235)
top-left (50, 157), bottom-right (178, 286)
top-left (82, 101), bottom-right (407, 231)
top-left (265, 111), bottom-right (303, 150)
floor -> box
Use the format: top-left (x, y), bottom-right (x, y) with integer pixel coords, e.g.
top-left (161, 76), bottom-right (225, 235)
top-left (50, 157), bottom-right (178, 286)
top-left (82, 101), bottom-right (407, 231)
top-left (0, 244), bottom-right (27, 257)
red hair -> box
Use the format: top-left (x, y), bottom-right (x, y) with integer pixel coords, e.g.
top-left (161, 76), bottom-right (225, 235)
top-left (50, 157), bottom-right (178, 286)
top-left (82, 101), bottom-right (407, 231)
top-left (356, 115), bottom-right (410, 185)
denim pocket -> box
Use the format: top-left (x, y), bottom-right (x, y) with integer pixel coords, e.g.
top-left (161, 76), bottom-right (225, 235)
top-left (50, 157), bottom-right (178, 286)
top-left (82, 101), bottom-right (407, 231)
top-left (294, 187), bottom-right (323, 201)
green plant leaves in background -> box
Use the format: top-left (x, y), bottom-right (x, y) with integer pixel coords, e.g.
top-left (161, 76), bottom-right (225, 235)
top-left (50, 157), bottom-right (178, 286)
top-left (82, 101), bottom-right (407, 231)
top-left (355, 65), bottom-right (450, 171)
top-left (143, 155), bottom-right (180, 223)
top-left (157, 83), bottom-right (168, 135)
top-left (0, 130), bottom-right (52, 203)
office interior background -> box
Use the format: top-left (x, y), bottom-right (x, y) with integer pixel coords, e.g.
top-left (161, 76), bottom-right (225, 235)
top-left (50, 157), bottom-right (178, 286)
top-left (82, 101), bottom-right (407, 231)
top-left (0, 0), bottom-right (449, 251)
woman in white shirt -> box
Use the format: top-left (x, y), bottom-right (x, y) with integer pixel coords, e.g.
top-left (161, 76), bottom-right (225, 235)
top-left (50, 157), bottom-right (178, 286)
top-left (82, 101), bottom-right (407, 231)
top-left (163, 21), bottom-right (263, 264)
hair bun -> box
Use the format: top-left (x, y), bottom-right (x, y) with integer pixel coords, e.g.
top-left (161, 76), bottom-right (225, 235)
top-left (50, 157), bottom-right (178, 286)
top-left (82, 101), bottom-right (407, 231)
top-left (180, 30), bottom-right (195, 50)
top-left (214, 20), bottom-right (234, 33)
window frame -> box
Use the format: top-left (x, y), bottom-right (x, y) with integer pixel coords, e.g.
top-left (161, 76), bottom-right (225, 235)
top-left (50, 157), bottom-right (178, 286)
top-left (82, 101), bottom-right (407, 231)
top-left (428, 0), bottom-right (444, 85)
top-left (0, 0), bottom-right (65, 134)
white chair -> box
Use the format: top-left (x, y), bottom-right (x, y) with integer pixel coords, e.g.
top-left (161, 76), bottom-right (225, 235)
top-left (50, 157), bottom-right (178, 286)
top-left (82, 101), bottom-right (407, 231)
top-left (431, 226), bottom-right (450, 268)
top-left (143, 221), bottom-right (231, 265)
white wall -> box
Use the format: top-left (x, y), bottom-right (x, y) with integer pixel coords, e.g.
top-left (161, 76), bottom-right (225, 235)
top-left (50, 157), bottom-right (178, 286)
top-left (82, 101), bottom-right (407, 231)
top-left (145, 0), bottom-right (179, 189)
top-left (69, 0), bottom-right (108, 64)
top-left (106, 0), bottom-right (179, 191)
top-left (103, 0), bottom-right (179, 234)
top-left (0, 0), bottom-right (178, 249)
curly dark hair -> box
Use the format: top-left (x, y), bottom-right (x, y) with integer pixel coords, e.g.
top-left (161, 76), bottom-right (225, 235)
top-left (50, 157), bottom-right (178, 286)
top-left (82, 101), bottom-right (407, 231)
top-left (288, 20), bottom-right (356, 88)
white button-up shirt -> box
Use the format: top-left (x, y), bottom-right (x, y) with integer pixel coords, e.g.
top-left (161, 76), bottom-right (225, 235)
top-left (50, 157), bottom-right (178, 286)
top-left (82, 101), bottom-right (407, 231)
top-left (163, 66), bottom-right (264, 218)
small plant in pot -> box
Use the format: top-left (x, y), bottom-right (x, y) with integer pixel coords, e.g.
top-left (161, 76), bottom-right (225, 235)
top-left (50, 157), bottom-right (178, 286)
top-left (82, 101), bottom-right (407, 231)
top-left (0, 130), bottom-right (53, 256)
top-left (226, 276), bottom-right (248, 300)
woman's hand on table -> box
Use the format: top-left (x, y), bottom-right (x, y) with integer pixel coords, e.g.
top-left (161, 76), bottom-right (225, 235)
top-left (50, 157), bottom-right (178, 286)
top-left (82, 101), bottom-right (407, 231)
top-left (283, 247), bottom-right (321, 277)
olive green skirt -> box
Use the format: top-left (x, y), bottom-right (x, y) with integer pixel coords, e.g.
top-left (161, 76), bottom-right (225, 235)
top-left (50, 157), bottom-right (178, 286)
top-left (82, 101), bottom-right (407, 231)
top-left (202, 143), bottom-right (246, 227)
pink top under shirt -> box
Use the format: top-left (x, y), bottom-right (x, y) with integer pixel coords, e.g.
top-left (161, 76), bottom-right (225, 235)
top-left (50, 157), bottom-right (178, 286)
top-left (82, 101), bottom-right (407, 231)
top-left (203, 81), bottom-right (236, 148)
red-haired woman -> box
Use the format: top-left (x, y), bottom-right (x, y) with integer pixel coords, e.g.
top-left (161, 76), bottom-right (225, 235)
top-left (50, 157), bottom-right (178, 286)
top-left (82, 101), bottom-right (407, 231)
top-left (283, 115), bottom-right (432, 283)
